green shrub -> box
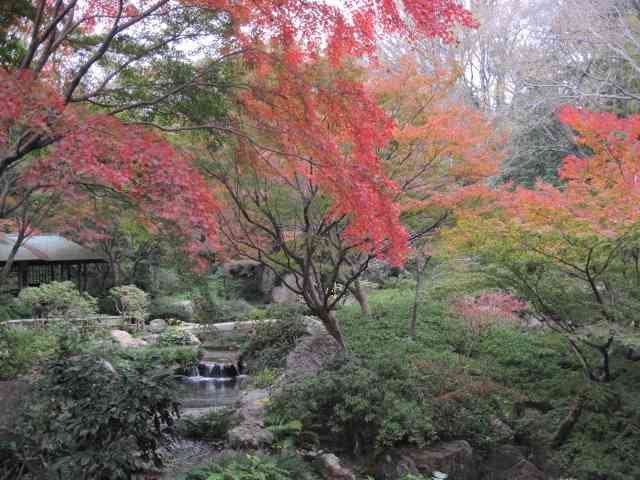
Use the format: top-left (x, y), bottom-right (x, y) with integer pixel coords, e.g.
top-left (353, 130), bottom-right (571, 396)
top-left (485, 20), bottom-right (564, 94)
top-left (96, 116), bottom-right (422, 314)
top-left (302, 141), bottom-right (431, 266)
top-left (110, 284), bottom-right (149, 327)
top-left (251, 367), bottom-right (282, 388)
top-left (194, 293), bottom-right (254, 324)
top-left (150, 296), bottom-right (194, 322)
top-left (186, 453), bottom-right (320, 480)
top-left (159, 326), bottom-right (198, 346)
top-left (0, 294), bottom-right (31, 320)
top-left (267, 354), bottom-right (437, 455)
top-left (104, 344), bottom-right (201, 372)
top-left (268, 350), bottom-right (515, 455)
top-left (176, 408), bottom-right (238, 441)
top-left (1, 353), bottom-right (179, 479)
top-left (18, 281), bottom-right (97, 319)
top-left (0, 325), bottom-right (57, 379)
top-left (241, 317), bottom-right (308, 373)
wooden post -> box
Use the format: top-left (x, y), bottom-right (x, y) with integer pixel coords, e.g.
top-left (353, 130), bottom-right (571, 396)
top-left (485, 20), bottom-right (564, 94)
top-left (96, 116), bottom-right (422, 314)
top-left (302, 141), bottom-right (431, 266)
top-left (82, 263), bottom-right (88, 291)
top-left (17, 263), bottom-right (24, 290)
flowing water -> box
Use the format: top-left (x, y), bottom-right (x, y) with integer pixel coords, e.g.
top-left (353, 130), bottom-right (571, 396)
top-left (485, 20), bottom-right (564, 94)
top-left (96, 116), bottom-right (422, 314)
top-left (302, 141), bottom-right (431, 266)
top-left (179, 360), bottom-right (246, 408)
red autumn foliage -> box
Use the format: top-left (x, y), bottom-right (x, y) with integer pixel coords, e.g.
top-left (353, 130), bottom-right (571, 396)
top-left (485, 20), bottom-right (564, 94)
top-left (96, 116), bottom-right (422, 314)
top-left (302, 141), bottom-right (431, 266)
top-left (453, 291), bottom-right (527, 335)
top-left (2, 0), bottom-right (474, 267)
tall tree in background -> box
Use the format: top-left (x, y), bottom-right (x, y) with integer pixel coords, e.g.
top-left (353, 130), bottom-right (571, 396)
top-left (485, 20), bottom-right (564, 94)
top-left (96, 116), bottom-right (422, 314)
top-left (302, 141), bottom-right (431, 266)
top-left (368, 56), bottom-right (501, 335)
top-left (447, 106), bottom-right (640, 381)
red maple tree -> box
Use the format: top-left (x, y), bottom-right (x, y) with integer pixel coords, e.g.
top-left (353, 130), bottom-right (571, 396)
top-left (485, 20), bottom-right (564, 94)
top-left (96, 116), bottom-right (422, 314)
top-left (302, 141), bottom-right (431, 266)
top-left (1, 0), bottom-right (474, 283)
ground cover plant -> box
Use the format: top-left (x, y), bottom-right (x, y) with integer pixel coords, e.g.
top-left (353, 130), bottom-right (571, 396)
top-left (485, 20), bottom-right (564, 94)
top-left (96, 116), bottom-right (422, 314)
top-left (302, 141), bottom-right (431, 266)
top-left (267, 283), bottom-right (640, 479)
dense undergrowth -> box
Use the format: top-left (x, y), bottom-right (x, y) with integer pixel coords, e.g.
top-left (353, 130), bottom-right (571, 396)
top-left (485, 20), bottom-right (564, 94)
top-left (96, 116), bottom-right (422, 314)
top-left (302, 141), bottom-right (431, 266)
top-left (1, 266), bottom-right (639, 479)
top-left (266, 283), bottom-right (640, 479)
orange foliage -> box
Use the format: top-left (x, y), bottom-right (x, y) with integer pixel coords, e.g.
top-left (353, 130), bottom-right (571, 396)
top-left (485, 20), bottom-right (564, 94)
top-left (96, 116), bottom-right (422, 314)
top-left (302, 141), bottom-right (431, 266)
top-left (368, 56), bottom-right (503, 216)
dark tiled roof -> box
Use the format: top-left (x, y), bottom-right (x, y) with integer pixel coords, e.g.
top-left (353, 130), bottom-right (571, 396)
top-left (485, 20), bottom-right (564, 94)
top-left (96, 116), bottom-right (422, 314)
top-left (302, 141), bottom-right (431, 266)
top-left (0, 234), bottom-right (106, 263)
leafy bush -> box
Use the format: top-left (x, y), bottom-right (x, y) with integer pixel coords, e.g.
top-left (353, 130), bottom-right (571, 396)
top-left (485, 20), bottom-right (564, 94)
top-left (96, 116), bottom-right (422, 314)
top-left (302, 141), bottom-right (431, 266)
top-left (176, 408), bottom-right (238, 441)
top-left (150, 296), bottom-right (194, 322)
top-left (194, 293), bottom-right (254, 324)
top-left (0, 294), bottom-right (31, 320)
top-left (186, 453), bottom-right (320, 480)
top-left (251, 367), bottom-right (282, 389)
top-left (1, 354), bottom-right (179, 480)
top-left (104, 344), bottom-right (201, 372)
top-left (159, 326), bottom-right (198, 346)
top-left (241, 317), bottom-right (308, 374)
top-left (0, 325), bottom-right (57, 379)
top-left (269, 350), bottom-right (515, 455)
top-left (18, 281), bottom-right (97, 319)
top-left (268, 354), bottom-right (437, 454)
top-left (110, 284), bottom-right (149, 327)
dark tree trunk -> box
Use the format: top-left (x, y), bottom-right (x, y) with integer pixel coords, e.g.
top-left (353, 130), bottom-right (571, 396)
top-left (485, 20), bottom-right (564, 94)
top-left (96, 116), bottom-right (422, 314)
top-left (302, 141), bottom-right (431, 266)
top-left (317, 309), bottom-right (346, 350)
top-left (568, 336), bottom-right (613, 382)
top-left (409, 255), bottom-right (430, 340)
top-left (0, 231), bottom-right (26, 288)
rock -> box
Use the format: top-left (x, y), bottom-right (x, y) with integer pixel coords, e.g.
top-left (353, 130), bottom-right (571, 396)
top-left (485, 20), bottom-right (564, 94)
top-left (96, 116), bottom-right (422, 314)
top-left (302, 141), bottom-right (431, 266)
top-left (482, 445), bottom-right (528, 479)
top-left (376, 441), bottom-right (476, 480)
top-left (315, 453), bottom-right (355, 480)
top-left (482, 446), bottom-right (547, 480)
top-left (223, 260), bottom-right (274, 302)
top-left (99, 358), bottom-right (117, 374)
top-left (283, 330), bottom-right (341, 382)
top-left (172, 325), bottom-right (202, 345)
top-left (271, 273), bottom-right (304, 304)
top-left (110, 329), bottom-right (148, 348)
top-left (504, 459), bottom-right (546, 480)
top-left (363, 259), bottom-right (403, 285)
top-left (142, 333), bottom-right (160, 344)
top-left (227, 423), bottom-right (274, 449)
top-left (491, 416), bottom-right (515, 443)
top-left (149, 318), bottom-right (168, 333)
top-left (173, 300), bottom-right (194, 319)
top-left (227, 388), bottom-right (274, 449)
top-left (185, 331), bottom-right (201, 345)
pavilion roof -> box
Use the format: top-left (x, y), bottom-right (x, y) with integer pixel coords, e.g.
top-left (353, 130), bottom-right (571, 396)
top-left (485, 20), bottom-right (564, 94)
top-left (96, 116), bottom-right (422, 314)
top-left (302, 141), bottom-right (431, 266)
top-left (0, 234), bottom-right (106, 264)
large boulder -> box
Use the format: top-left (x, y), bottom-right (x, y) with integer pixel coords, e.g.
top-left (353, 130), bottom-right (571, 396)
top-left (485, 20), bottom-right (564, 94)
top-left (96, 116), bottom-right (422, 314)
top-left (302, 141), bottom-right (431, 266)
top-left (223, 260), bottom-right (274, 302)
top-left (376, 441), bottom-right (476, 480)
top-left (110, 329), bottom-right (148, 348)
top-left (227, 389), bottom-right (274, 449)
top-left (148, 318), bottom-right (168, 333)
top-left (270, 273), bottom-right (304, 304)
top-left (481, 445), bottom-right (547, 480)
top-left (362, 259), bottom-right (404, 285)
top-left (283, 327), bottom-right (341, 382)
top-left (227, 423), bottom-right (274, 449)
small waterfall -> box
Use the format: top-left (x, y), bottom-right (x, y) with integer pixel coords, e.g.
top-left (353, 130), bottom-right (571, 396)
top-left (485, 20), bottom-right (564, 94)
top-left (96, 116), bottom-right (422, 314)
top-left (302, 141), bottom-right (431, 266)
top-left (185, 361), bottom-right (239, 381)
top-left (180, 360), bottom-right (245, 408)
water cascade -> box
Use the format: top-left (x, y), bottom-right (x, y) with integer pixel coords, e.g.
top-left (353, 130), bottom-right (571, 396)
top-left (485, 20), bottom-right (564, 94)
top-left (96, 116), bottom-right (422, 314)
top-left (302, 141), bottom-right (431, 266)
top-left (180, 361), bottom-right (244, 408)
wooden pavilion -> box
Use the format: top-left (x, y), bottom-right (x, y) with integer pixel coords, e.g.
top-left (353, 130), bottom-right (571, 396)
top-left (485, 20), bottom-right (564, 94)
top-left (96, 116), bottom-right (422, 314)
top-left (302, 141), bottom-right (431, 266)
top-left (0, 234), bottom-right (106, 293)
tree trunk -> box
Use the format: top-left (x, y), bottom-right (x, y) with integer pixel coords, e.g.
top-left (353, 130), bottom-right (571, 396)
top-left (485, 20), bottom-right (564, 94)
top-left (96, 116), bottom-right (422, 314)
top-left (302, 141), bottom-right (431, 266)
top-left (349, 279), bottom-right (370, 317)
top-left (551, 395), bottom-right (585, 447)
top-left (568, 336), bottom-right (613, 382)
top-left (318, 309), bottom-right (347, 350)
top-left (409, 255), bottom-right (430, 340)
top-left (568, 338), bottom-right (597, 382)
top-left (0, 231), bottom-right (26, 288)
